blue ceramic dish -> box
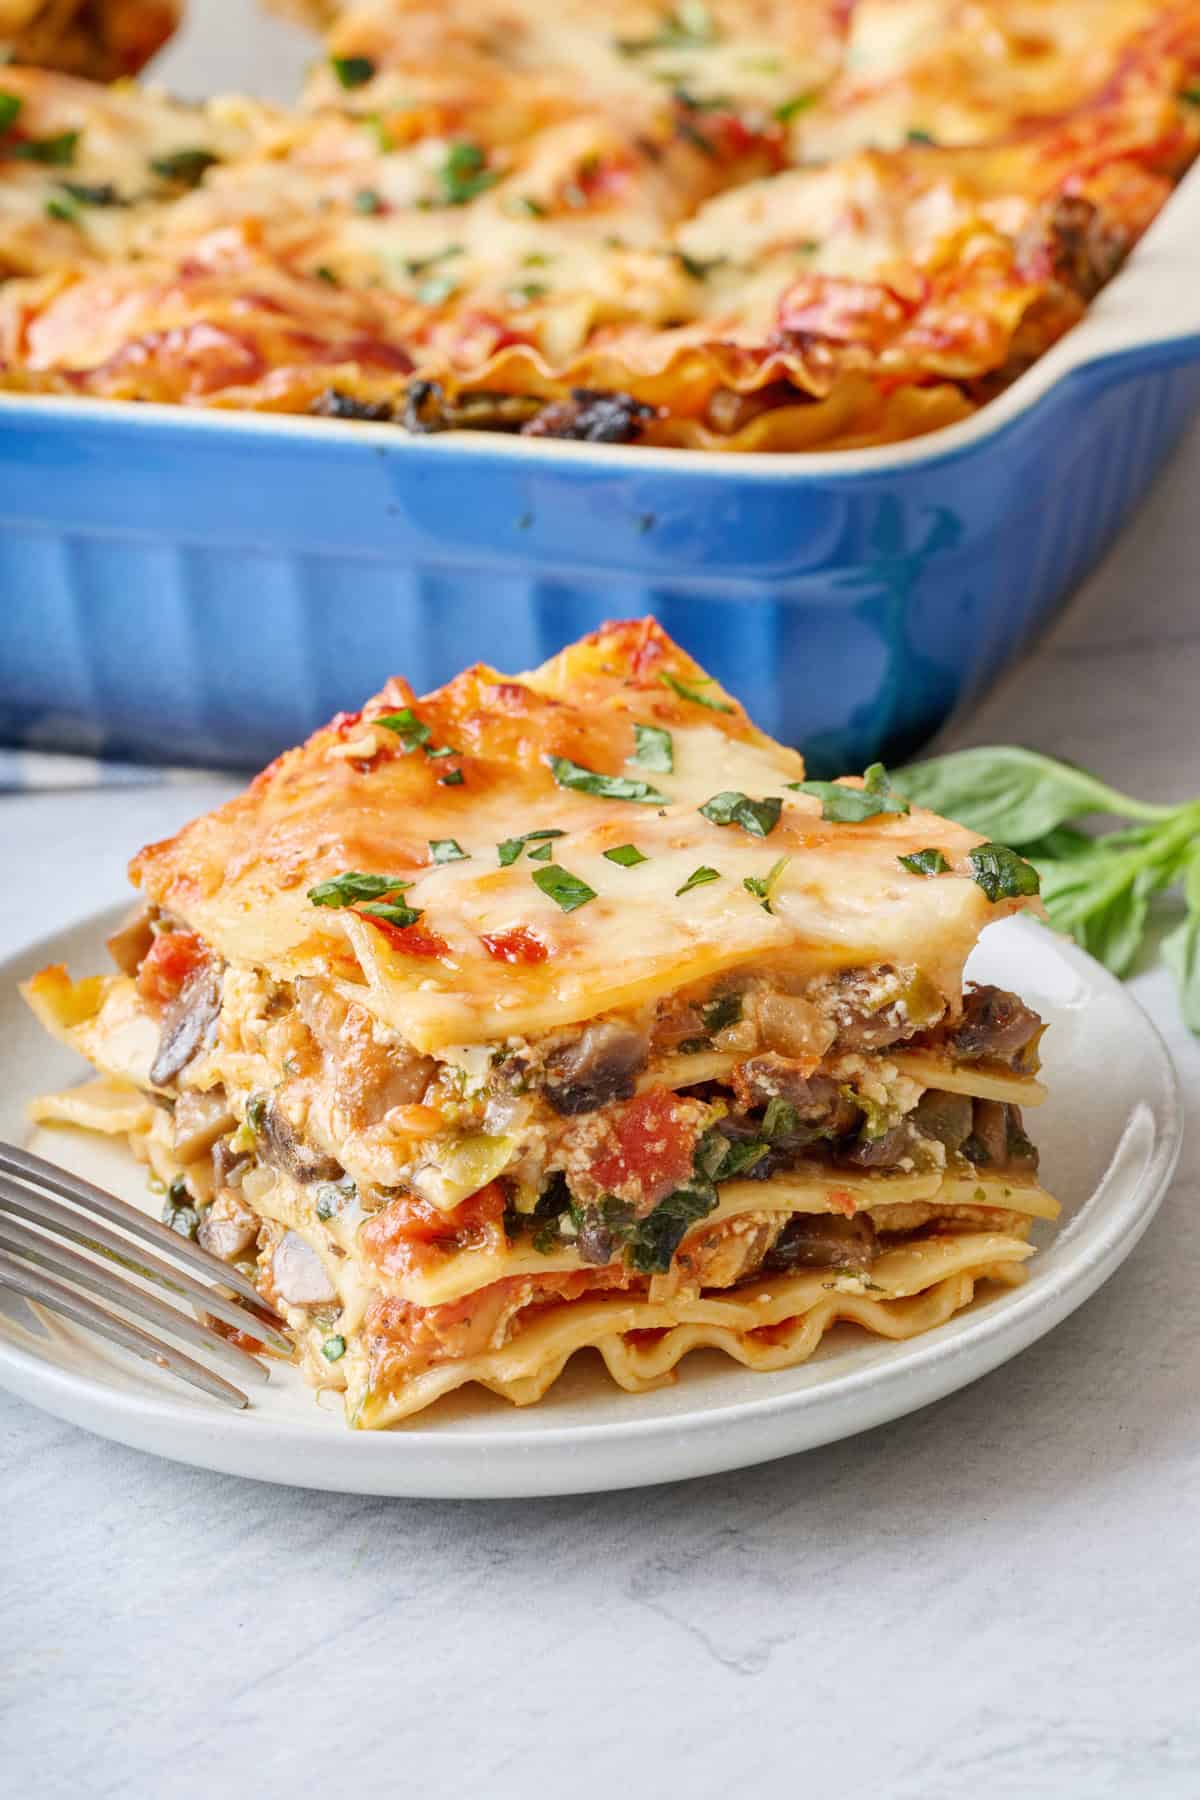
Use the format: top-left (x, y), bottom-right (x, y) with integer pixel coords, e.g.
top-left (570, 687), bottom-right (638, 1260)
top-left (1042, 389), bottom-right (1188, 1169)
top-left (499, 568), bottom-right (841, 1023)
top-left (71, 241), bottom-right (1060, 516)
top-left (3, 168), bottom-right (1200, 776)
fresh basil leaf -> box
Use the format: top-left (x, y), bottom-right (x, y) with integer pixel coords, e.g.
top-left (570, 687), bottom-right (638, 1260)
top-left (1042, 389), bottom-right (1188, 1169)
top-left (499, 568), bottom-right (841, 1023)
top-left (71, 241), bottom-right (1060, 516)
top-left (358, 901), bottom-right (424, 928)
top-left (699, 791), bottom-right (782, 837)
top-left (527, 841), bottom-right (554, 861)
top-left (438, 140), bottom-right (496, 205)
top-left (788, 776), bottom-right (908, 822)
top-left (743, 854), bottom-right (790, 912)
top-left (603, 843), bottom-right (647, 867)
top-left (497, 828), bottom-right (566, 867)
top-left (532, 864), bottom-right (597, 913)
top-left (896, 746), bottom-right (1171, 842)
top-left (331, 54), bottom-right (375, 87)
top-left (1164, 853), bottom-right (1200, 1030)
top-left (676, 865), bottom-right (720, 896)
top-left (376, 706), bottom-right (431, 751)
top-left (549, 755), bottom-right (668, 804)
top-left (630, 723), bottom-right (674, 773)
top-left (438, 769), bottom-right (465, 786)
top-left (0, 92), bottom-right (21, 133)
top-left (658, 671), bottom-right (734, 713)
top-left (625, 1181), bottom-right (718, 1274)
top-left (429, 838), bottom-right (468, 863)
top-left (898, 848), bottom-right (949, 877)
top-left (968, 843), bottom-right (1041, 903)
top-left (149, 147), bottom-right (218, 186)
top-left (308, 871), bottom-right (411, 907)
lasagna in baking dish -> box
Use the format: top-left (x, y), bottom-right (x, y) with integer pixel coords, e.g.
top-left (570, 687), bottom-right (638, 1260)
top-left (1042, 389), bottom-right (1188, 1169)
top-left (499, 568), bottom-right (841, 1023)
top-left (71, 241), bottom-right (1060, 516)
top-left (22, 620), bottom-right (1057, 1426)
top-left (0, 1), bottom-right (1199, 449)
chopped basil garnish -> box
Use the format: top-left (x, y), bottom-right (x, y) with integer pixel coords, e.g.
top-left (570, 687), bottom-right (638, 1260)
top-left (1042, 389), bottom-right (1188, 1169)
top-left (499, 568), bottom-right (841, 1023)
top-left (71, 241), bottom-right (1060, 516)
top-left (906, 127), bottom-right (936, 145)
top-left (630, 723), bottom-right (673, 773)
top-left (376, 706), bottom-right (431, 751)
top-left (1181, 84), bottom-right (1200, 106)
top-left (527, 841), bottom-right (554, 861)
top-left (676, 865), bottom-right (720, 896)
top-left (658, 671), bottom-right (734, 713)
top-left (743, 854), bottom-right (790, 911)
top-left (967, 843), bottom-right (1041, 903)
top-left (59, 179), bottom-right (123, 206)
top-left (321, 1335), bottom-right (347, 1362)
top-left (438, 769), bottom-right (465, 786)
top-left (498, 828), bottom-right (566, 867)
top-left (331, 54), bottom-right (375, 87)
top-left (699, 791), bottom-right (782, 837)
top-left (358, 900), bottom-right (424, 928)
top-left (626, 1182), bottom-right (717, 1272)
top-left (788, 761), bottom-right (910, 823)
top-left (510, 194), bottom-right (547, 217)
top-left (603, 843), bottom-right (647, 867)
top-left (403, 244), bottom-right (464, 275)
top-left (161, 1183), bottom-right (200, 1241)
top-left (438, 140), bottom-right (496, 205)
top-left (354, 187), bottom-right (383, 214)
top-left (531, 864), bottom-right (597, 913)
top-left (898, 848), bottom-right (949, 877)
top-left (675, 249), bottom-right (727, 280)
top-left (245, 1095), bottom-right (267, 1133)
top-left (315, 1183), bottom-right (352, 1221)
top-left (44, 195), bottom-right (79, 224)
top-left (774, 92), bottom-right (817, 122)
top-left (429, 838), bottom-right (468, 863)
top-left (10, 129), bottom-right (80, 166)
top-left (308, 870), bottom-right (411, 907)
top-left (0, 92), bottom-right (21, 133)
top-left (149, 147), bottom-right (218, 186)
top-left (549, 754), bottom-right (668, 805)
top-left (425, 743), bottom-right (458, 759)
top-left (700, 992), bottom-right (741, 1033)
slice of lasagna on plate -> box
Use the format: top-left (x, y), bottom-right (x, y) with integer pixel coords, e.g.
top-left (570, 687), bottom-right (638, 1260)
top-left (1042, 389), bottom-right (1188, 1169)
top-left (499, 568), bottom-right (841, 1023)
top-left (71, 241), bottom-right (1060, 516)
top-left (22, 618), bottom-right (1055, 1426)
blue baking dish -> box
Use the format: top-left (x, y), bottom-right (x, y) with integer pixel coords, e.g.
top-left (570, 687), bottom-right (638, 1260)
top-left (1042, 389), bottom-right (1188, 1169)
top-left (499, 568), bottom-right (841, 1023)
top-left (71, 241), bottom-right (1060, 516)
top-left (3, 164), bottom-right (1200, 776)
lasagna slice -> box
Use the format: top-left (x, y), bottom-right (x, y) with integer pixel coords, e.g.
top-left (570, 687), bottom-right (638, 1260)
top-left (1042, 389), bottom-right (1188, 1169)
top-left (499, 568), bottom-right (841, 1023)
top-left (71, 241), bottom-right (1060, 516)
top-left (22, 619), bottom-right (1056, 1426)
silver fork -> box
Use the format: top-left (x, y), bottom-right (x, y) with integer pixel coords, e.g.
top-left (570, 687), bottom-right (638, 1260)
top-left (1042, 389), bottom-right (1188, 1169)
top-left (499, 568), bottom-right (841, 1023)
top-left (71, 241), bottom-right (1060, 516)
top-left (0, 1141), bottom-right (291, 1409)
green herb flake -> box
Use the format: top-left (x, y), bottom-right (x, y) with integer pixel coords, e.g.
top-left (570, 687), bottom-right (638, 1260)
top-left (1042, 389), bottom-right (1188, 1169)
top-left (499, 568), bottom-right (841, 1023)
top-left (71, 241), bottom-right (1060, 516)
top-left (438, 140), bottom-right (496, 206)
top-left (246, 1095), bottom-right (267, 1133)
top-left (774, 92), bottom-right (817, 123)
top-left (906, 127), bottom-right (936, 145)
top-left (438, 769), bottom-right (465, 786)
top-left (762, 1095), bottom-right (800, 1141)
top-left (497, 828), bottom-right (566, 867)
top-left (676, 865), bottom-right (720, 896)
top-left (1180, 84), bottom-right (1200, 106)
top-left (630, 722), bottom-right (674, 773)
top-left (308, 870), bottom-right (411, 908)
top-left (549, 754), bottom-right (668, 805)
top-left (315, 1183), bottom-right (351, 1222)
top-left (416, 275), bottom-right (458, 306)
top-left (331, 54), bottom-right (375, 88)
top-left (429, 838), bottom-right (468, 863)
top-left (699, 790), bottom-right (782, 838)
top-left (353, 186), bottom-right (384, 214)
top-left (44, 195), bottom-right (80, 224)
top-left (603, 843), bottom-right (648, 867)
top-left (403, 243), bottom-right (463, 275)
top-left (314, 265), bottom-right (339, 285)
top-left (743, 854), bottom-right (790, 912)
top-left (658, 671), bottom-right (735, 713)
top-left (60, 180), bottom-right (123, 207)
top-left (509, 194), bottom-right (547, 217)
top-left (161, 1189), bottom-right (200, 1241)
top-left (700, 992), bottom-right (741, 1033)
top-left (675, 249), bottom-right (728, 280)
top-left (898, 847), bottom-right (949, 877)
top-left (11, 129), bottom-right (80, 167)
top-left (321, 1335), bottom-right (347, 1362)
top-left (0, 92), bottom-right (22, 134)
top-left (967, 843), bottom-right (1041, 904)
top-left (375, 706), bottom-right (431, 751)
top-left (507, 280), bottom-right (548, 304)
top-left (527, 841), bottom-right (554, 861)
top-left (531, 864), bottom-right (597, 913)
top-left (788, 761), bottom-right (910, 823)
top-left (357, 900), bottom-right (425, 928)
top-left (149, 147), bottom-right (218, 186)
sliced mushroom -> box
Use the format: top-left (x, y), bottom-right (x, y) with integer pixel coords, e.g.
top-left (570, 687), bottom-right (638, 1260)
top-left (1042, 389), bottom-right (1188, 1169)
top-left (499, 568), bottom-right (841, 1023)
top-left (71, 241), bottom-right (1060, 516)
top-left (542, 1020), bottom-right (649, 1116)
top-left (951, 985), bottom-right (1045, 1067)
top-left (172, 1089), bottom-right (236, 1164)
top-left (764, 1213), bottom-right (879, 1272)
top-left (272, 1231), bottom-right (338, 1306)
top-left (197, 1190), bottom-right (258, 1263)
top-left (258, 1102), bottom-right (344, 1185)
top-left (149, 962), bottom-right (222, 1088)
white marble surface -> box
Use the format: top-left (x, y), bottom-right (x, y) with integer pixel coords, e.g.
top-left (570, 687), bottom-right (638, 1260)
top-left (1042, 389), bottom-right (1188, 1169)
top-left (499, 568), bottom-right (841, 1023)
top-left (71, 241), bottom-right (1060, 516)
top-left (4, 14), bottom-right (1200, 1791)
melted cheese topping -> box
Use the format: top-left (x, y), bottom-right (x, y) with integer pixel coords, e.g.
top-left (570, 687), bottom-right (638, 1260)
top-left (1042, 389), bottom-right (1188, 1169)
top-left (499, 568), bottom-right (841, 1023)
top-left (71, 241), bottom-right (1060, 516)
top-left (126, 618), bottom-right (1027, 1049)
top-left (2, 1), bottom-right (1198, 448)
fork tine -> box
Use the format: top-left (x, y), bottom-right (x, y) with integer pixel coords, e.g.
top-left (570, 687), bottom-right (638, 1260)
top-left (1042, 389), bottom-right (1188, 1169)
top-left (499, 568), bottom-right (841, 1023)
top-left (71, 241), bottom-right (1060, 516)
top-left (0, 1174), bottom-right (293, 1355)
top-left (0, 1246), bottom-right (250, 1408)
top-left (0, 1141), bottom-right (269, 1310)
top-left (0, 1216), bottom-right (270, 1385)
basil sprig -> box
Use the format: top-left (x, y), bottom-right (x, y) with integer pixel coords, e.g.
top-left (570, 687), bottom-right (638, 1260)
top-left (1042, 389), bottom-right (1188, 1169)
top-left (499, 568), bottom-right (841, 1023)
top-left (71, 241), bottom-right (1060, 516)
top-left (699, 791), bottom-right (782, 837)
top-left (789, 761), bottom-right (909, 823)
top-left (897, 745), bottom-right (1200, 1031)
top-left (308, 871), bottom-right (411, 907)
top-left (549, 755), bottom-right (668, 804)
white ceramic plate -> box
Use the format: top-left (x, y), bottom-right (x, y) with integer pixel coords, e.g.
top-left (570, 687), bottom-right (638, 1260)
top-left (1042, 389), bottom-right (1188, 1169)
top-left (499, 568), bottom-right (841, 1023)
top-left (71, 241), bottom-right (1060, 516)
top-left (0, 907), bottom-right (1181, 1498)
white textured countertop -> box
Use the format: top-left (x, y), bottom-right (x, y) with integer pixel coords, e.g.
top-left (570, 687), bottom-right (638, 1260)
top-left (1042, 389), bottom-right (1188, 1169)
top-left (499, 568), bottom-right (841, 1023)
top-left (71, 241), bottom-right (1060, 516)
top-left (3, 10), bottom-right (1200, 1787)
